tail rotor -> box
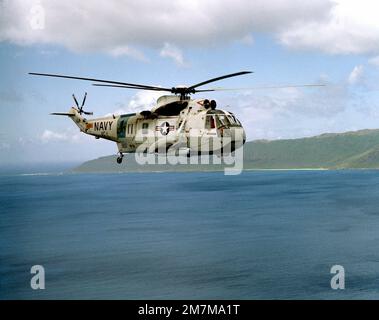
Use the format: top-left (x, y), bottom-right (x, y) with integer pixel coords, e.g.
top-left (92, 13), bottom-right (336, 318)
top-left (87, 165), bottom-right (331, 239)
top-left (72, 92), bottom-right (93, 115)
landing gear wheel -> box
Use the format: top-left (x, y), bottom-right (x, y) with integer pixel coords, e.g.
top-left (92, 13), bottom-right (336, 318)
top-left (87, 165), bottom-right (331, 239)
top-left (116, 152), bottom-right (124, 164)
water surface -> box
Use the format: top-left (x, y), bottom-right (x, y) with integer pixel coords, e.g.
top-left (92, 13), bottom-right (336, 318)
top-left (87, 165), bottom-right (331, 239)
top-left (1, 170), bottom-right (379, 299)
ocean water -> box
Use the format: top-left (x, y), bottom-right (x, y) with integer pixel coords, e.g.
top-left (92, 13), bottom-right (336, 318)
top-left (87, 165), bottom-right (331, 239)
top-left (1, 170), bottom-right (379, 299)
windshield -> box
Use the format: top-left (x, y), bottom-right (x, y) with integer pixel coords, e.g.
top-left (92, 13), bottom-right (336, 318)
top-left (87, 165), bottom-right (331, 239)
top-left (228, 113), bottom-right (241, 126)
top-left (216, 114), bottom-right (231, 127)
top-left (205, 113), bottom-right (241, 129)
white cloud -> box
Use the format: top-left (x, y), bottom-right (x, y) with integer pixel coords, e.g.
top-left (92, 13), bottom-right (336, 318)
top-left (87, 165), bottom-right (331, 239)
top-left (160, 42), bottom-right (186, 66)
top-left (0, 0), bottom-right (334, 57)
top-left (348, 65), bottom-right (364, 85)
top-left (233, 84), bottom-right (346, 117)
top-left (39, 129), bottom-right (82, 143)
top-left (221, 78), bottom-right (361, 140)
top-left (40, 130), bottom-right (68, 143)
top-left (107, 45), bottom-right (147, 61)
top-left (105, 90), bottom-right (163, 116)
top-left (368, 56), bottom-right (379, 67)
top-left (5, 0), bottom-right (379, 58)
top-left (127, 90), bottom-right (162, 112)
top-left (279, 0), bottom-right (379, 55)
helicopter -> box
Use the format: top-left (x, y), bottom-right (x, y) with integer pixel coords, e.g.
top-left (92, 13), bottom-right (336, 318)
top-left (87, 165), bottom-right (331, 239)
top-left (29, 71), bottom-right (323, 164)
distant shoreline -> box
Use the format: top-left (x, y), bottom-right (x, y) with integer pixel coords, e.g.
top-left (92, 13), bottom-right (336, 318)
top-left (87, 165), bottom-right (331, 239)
top-left (244, 168), bottom-right (329, 171)
top-left (3, 166), bottom-right (379, 176)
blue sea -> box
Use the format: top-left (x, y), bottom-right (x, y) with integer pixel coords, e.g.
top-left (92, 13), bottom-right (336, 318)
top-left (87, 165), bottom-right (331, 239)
top-left (1, 169), bottom-right (379, 299)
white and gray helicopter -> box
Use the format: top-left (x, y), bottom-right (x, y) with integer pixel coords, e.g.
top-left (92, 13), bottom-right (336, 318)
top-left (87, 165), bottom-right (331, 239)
top-left (29, 71), bottom-right (322, 164)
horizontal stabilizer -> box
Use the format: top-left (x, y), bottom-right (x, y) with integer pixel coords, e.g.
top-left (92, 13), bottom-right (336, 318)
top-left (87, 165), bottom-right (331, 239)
top-left (50, 112), bottom-right (74, 116)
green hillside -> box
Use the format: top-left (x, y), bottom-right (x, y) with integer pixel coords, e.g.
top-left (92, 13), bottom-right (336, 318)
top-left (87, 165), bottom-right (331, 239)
top-left (72, 129), bottom-right (379, 173)
top-left (244, 129), bottom-right (379, 169)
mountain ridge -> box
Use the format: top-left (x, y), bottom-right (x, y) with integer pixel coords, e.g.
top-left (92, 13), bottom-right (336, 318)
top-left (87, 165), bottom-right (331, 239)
top-left (72, 128), bottom-right (379, 172)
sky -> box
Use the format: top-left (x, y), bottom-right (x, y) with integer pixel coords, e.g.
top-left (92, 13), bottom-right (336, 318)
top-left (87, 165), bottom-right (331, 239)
top-left (1, 0), bottom-right (379, 164)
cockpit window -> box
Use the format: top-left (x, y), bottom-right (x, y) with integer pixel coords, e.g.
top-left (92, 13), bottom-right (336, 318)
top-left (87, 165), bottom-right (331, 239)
top-left (217, 114), bottom-right (231, 127)
top-left (228, 113), bottom-right (241, 126)
top-left (227, 115), bottom-right (236, 125)
top-left (205, 111), bottom-right (241, 128)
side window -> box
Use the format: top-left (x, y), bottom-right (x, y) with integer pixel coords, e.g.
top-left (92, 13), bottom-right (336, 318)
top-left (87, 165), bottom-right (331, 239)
top-left (127, 124), bottom-right (134, 135)
top-left (118, 120), bottom-right (124, 134)
top-left (142, 123), bottom-right (149, 134)
top-left (117, 119), bottom-right (127, 138)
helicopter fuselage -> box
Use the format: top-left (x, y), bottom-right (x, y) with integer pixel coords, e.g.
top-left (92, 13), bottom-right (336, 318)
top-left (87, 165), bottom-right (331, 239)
top-left (68, 95), bottom-right (246, 159)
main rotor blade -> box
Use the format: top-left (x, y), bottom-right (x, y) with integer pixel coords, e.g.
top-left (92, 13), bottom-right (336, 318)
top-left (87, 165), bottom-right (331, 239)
top-left (29, 72), bottom-right (171, 91)
top-left (188, 71), bottom-right (253, 91)
top-left (92, 84), bottom-right (172, 92)
top-left (195, 84), bottom-right (326, 92)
